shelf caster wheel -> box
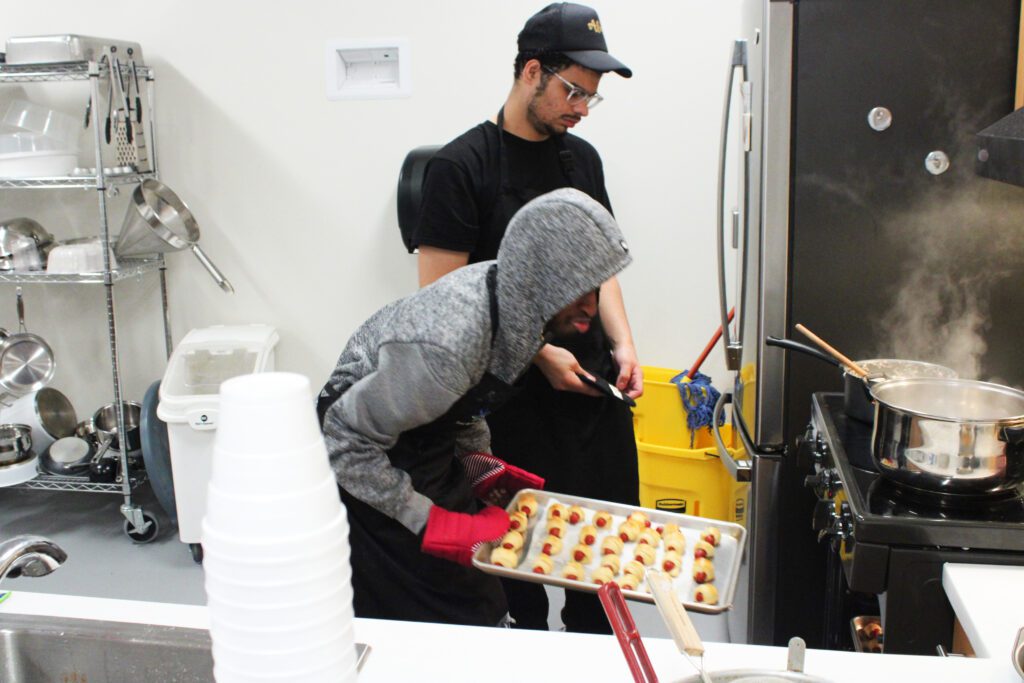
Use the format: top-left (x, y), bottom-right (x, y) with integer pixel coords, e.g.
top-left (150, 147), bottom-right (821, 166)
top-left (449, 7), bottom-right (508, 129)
top-left (124, 512), bottom-right (160, 544)
top-left (189, 543), bottom-right (204, 564)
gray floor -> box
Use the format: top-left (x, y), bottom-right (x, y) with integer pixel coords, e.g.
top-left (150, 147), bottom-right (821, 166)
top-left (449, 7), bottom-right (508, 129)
top-left (0, 483), bottom-right (748, 644)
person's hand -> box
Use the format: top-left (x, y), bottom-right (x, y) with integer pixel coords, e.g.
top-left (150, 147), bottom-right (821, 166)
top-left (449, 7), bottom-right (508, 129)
top-left (420, 505), bottom-right (510, 567)
top-left (461, 452), bottom-right (544, 507)
top-left (533, 344), bottom-right (602, 396)
top-left (612, 342), bottom-right (644, 399)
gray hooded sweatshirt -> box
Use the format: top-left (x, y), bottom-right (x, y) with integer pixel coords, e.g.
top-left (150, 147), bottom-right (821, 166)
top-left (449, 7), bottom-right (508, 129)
top-left (320, 188), bottom-right (632, 534)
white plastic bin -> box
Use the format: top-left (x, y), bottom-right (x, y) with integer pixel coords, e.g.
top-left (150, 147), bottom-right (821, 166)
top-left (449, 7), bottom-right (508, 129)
top-left (158, 324), bottom-right (279, 545)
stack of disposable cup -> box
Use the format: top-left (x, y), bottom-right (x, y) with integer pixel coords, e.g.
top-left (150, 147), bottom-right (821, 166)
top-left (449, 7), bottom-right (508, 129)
top-left (201, 372), bottom-right (358, 683)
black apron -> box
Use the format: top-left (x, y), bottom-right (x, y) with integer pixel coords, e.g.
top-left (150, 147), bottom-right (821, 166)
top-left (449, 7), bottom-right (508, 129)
top-left (317, 266), bottom-right (515, 627)
top-left (487, 110), bottom-right (639, 633)
top-left (485, 109), bottom-right (639, 505)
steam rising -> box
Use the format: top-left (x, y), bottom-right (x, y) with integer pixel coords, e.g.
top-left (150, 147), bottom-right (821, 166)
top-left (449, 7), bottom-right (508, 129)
top-left (875, 181), bottom-right (1024, 381)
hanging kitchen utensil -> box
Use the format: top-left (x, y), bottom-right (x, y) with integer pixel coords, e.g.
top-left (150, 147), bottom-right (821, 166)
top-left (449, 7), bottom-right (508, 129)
top-left (115, 179), bottom-right (234, 293)
top-left (597, 581), bottom-right (659, 683)
top-left (648, 570), bottom-right (712, 683)
top-left (0, 288), bottom-right (56, 397)
top-left (108, 49), bottom-right (132, 144)
top-left (794, 323), bottom-right (870, 378)
top-left (128, 49), bottom-right (142, 124)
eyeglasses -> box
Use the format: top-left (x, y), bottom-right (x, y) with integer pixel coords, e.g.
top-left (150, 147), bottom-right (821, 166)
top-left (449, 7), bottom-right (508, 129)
top-left (543, 67), bottom-right (603, 109)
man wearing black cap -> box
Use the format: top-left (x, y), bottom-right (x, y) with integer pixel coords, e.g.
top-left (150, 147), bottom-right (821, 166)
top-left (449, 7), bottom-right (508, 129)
top-left (413, 3), bottom-right (641, 635)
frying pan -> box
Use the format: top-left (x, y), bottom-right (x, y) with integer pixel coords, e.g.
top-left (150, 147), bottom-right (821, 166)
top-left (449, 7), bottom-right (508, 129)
top-left (0, 288), bottom-right (55, 397)
top-left (115, 179), bottom-right (234, 293)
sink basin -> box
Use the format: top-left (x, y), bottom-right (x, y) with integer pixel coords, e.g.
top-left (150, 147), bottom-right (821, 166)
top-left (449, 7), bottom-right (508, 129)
top-left (0, 613), bottom-right (369, 682)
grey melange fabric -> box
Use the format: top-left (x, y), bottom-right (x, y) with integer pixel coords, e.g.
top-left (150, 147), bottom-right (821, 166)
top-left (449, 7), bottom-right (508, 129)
top-left (319, 188), bottom-right (632, 534)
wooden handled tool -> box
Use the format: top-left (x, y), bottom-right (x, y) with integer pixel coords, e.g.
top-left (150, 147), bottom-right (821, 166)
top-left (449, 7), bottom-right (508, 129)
top-left (648, 571), bottom-right (711, 683)
top-left (794, 323), bottom-right (870, 378)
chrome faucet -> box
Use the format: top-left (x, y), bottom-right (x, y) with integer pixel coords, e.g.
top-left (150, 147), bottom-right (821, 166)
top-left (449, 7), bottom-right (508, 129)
top-left (0, 535), bottom-right (67, 582)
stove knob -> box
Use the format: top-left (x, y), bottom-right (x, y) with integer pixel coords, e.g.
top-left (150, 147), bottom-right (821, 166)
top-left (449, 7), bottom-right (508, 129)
top-left (803, 468), bottom-right (840, 496)
top-left (812, 498), bottom-right (836, 535)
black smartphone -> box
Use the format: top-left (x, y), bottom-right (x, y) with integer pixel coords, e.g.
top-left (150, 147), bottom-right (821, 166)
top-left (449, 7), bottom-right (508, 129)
top-left (576, 372), bottom-right (636, 407)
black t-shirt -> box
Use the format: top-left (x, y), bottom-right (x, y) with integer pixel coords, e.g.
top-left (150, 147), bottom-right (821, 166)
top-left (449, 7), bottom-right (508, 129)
top-left (413, 121), bottom-right (612, 263)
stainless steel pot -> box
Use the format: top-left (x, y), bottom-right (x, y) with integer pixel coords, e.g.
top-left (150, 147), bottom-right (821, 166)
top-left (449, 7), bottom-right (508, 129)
top-left (870, 378), bottom-right (1024, 494)
top-left (91, 401), bottom-right (142, 452)
top-left (0, 423), bottom-right (33, 466)
top-left (844, 359), bottom-right (957, 423)
top-left (766, 336), bottom-right (956, 423)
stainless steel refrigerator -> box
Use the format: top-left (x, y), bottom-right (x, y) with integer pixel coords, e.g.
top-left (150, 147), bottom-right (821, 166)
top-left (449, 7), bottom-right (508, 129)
top-left (713, 0), bottom-right (1024, 647)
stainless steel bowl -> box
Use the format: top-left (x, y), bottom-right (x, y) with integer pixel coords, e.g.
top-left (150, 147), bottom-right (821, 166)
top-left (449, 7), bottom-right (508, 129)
top-left (0, 423), bottom-right (33, 466)
top-left (870, 378), bottom-right (1024, 494)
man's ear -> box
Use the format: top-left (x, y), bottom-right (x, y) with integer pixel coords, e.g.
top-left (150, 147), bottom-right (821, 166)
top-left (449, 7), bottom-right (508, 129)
top-left (521, 58), bottom-right (544, 86)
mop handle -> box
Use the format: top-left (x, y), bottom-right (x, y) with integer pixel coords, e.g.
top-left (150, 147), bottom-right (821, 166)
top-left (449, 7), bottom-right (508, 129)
top-left (687, 307), bottom-right (735, 379)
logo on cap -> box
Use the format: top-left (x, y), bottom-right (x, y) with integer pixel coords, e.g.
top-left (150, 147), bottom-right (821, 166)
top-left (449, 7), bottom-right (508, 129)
top-left (587, 19), bottom-right (602, 33)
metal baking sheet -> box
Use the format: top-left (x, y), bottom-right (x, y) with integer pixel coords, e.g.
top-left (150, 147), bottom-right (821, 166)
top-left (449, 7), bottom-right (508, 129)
top-left (472, 489), bottom-right (746, 614)
top-left (5, 35), bottom-right (144, 65)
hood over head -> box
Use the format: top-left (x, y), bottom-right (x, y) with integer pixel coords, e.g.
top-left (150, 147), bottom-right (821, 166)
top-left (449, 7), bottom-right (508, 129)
top-left (490, 188), bottom-right (632, 384)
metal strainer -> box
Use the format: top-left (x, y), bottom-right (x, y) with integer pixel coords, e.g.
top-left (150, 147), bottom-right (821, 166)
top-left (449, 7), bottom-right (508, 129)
top-left (115, 179), bottom-right (234, 293)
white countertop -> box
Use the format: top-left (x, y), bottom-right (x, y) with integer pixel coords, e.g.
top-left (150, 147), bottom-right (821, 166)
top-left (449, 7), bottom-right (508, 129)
top-left (0, 589), bottom-right (1005, 682)
top-left (943, 562), bottom-right (1024, 681)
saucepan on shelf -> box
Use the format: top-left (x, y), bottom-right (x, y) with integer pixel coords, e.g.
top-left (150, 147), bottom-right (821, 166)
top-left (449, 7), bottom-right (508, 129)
top-left (90, 401), bottom-right (142, 453)
top-left (114, 179), bottom-right (234, 293)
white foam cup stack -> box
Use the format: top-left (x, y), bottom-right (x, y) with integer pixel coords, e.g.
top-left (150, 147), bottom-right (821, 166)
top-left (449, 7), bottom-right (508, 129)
top-left (202, 372), bottom-right (357, 683)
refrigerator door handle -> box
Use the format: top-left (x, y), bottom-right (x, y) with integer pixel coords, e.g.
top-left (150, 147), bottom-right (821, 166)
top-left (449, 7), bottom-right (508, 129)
top-left (712, 392), bottom-right (752, 482)
top-left (717, 39), bottom-right (749, 372)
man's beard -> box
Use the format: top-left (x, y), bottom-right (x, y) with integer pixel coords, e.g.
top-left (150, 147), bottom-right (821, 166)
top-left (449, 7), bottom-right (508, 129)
top-left (525, 82), bottom-right (563, 138)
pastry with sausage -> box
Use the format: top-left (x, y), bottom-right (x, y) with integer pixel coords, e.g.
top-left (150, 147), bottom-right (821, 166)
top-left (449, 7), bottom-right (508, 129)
top-left (600, 554), bottom-right (622, 574)
top-left (701, 526), bottom-right (722, 547)
top-left (545, 517), bottom-right (567, 539)
top-left (692, 557), bottom-right (715, 584)
top-left (517, 493), bottom-right (538, 517)
top-left (567, 505), bottom-right (586, 525)
top-left (664, 532), bottom-right (686, 555)
top-left (562, 561), bottom-right (586, 581)
top-left (623, 559), bottom-right (646, 580)
top-left (627, 511), bottom-right (651, 528)
top-left (579, 524), bottom-right (598, 546)
top-left (614, 574), bottom-right (640, 591)
top-left (592, 566), bottom-right (616, 585)
top-left (693, 539), bottom-right (716, 559)
top-left (593, 511), bottom-right (613, 529)
top-left (692, 583), bottom-right (719, 604)
top-left (601, 535), bottom-right (624, 556)
top-left (541, 534), bottom-right (563, 556)
top-left (633, 543), bottom-right (657, 566)
top-left (500, 530), bottom-right (525, 553)
top-left (490, 546), bottom-right (520, 568)
top-left (531, 554), bottom-right (554, 575)
top-left (547, 503), bottom-right (568, 520)
top-left (508, 510), bottom-right (529, 532)
top-left (618, 520), bottom-right (642, 543)
top-left (571, 543), bottom-right (594, 564)
top-left (637, 528), bottom-right (661, 546)
top-left (661, 550), bottom-right (683, 577)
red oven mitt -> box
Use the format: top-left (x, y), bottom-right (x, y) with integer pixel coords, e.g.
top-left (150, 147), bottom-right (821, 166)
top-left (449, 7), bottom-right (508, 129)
top-left (421, 505), bottom-right (510, 567)
top-left (460, 452), bottom-right (545, 506)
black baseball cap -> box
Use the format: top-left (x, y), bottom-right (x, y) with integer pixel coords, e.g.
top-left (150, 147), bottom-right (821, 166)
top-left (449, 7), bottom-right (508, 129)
top-left (518, 3), bottom-right (632, 78)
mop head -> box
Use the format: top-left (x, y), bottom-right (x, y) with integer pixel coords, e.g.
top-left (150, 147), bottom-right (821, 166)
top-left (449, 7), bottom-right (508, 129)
top-left (671, 371), bottom-right (724, 448)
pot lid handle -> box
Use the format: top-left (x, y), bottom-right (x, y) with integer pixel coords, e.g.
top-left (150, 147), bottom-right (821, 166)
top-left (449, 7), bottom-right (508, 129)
top-left (786, 637), bottom-right (806, 673)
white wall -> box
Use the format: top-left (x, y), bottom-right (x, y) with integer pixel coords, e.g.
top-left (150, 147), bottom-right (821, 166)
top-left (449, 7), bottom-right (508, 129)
top-left (1, 0), bottom-right (741, 415)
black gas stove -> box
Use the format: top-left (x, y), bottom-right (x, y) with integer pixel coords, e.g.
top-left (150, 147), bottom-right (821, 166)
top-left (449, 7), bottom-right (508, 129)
top-left (804, 393), bottom-right (1024, 655)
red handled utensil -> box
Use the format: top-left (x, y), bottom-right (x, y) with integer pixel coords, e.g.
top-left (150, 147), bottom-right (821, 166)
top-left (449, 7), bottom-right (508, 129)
top-left (598, 582), bottom-right (660, 683)
top-left (686, 307), bottom-right (735, 380)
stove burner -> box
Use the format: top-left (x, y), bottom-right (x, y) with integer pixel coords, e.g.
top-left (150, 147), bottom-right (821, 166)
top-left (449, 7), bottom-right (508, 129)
top-left (866, 474), bottom-right (1024, 521)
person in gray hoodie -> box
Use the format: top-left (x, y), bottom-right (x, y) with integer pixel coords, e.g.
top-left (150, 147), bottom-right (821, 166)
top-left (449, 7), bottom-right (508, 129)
top-left (317, 188), bottom-right (632, 626)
